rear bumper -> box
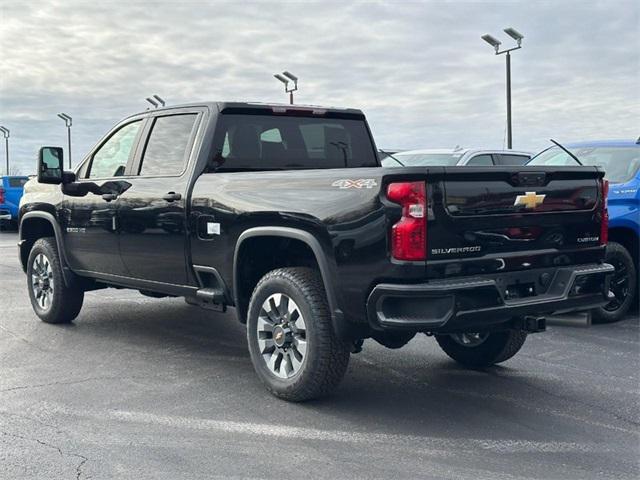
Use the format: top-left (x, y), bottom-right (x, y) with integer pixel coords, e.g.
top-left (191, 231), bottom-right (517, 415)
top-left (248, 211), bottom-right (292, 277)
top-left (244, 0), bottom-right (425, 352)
top-left (366, 263), bottom-right (614, 332)
top-left (0, 210), bottom-right (12, 221)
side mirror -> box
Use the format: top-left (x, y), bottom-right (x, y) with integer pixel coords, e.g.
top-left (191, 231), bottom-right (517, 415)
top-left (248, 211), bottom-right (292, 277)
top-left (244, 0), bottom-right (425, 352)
top-left (38, 147), bottom-right (64, 184)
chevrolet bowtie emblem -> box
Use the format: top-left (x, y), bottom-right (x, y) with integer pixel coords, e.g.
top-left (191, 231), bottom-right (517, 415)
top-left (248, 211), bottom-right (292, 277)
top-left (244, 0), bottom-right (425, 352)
top-left (514, 191), bottom-right (546, 209)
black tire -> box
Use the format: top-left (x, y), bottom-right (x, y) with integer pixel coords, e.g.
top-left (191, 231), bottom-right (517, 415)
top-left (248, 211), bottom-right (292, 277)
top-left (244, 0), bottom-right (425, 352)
top-left (246, 267), bottom-right (350, 402)
top-left (592, 242), bottom-right (637, 324)
top-left (435, 330), bottom-right (527, 368)
top-left (26, 237), bottom-right (84, 324)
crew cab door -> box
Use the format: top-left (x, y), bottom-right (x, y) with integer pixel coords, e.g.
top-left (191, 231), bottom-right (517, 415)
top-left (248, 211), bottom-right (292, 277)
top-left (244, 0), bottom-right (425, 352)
top-left (117, 110), bottom-right (202, 285)
top-left (62, 118), bottom-right (145, 275)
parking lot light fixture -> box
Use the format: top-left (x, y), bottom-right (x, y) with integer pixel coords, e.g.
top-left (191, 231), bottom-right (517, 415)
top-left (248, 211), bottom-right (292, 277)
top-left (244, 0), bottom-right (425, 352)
top-left (274, 71), bottom-right (299, 105)
top-left (481, 34), bottom-right (502, 53)
top-left (0, 126), bottom-right (9, 175)
top-left (146, 97), bottom-right (159, 109)
top-left (57, 113), bottom-right (73, 168)
top-left (503, 27), bottom-right (524, 46)
top-left (152, 95), bottom-right (166, 107)
top-left (481, 27), bottom-right (524, 149)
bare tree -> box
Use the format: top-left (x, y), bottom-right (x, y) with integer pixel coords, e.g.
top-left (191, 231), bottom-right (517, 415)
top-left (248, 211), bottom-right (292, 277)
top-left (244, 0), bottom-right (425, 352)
top-left (8, 165), bottom-right (22, 176)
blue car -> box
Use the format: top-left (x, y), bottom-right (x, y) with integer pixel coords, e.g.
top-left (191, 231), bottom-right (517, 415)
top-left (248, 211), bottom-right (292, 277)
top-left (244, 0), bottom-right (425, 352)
top-left (0, 175), bottom-right (29, 229)
top-left (529, 139), bottom-right (639, 322)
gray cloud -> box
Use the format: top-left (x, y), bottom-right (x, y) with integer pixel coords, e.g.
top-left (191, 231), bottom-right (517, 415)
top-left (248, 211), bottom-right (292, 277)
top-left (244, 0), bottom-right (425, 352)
top-left (1, 0), bottom-right (638, 174)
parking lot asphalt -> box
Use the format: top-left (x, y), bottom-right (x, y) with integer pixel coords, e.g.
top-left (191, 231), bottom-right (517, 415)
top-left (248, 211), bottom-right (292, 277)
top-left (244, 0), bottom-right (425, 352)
top-left (1, 230), bottom-right (639, 480)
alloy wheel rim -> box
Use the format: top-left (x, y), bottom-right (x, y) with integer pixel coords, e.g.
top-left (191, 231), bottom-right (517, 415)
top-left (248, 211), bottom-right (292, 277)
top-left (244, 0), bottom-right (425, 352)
top-left (256, 293), bottom-right (307, 378)
top-left (450, 332), bottom-right (489, 347)
top-left (603, 258), bottom-right (629, 312)
top-left (31, 253), bottom-right (54, 311)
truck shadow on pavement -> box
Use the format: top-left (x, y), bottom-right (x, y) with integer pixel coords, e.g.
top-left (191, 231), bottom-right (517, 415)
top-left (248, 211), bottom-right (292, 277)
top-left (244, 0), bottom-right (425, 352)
top-left (62, 295), bottom-right (638, 441)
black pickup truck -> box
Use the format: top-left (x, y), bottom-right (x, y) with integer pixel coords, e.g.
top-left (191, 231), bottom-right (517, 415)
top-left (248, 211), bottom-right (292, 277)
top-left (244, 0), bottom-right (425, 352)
top-left (19, 102), bottom-right (613, 401)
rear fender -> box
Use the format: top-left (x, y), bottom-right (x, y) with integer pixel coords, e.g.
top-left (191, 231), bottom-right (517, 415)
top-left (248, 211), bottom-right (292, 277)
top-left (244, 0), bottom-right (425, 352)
top-left (233, 226), bottom-right (348, 339)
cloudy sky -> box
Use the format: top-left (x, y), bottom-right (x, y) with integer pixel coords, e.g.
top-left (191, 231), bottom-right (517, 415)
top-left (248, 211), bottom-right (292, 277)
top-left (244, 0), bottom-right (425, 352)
top-left (1, 0), bottom-right (638, 174)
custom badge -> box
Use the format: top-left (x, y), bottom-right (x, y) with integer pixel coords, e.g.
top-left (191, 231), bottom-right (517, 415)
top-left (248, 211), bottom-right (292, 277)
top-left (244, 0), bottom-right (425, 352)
top-left (514, 191), bottom-right (545, 209)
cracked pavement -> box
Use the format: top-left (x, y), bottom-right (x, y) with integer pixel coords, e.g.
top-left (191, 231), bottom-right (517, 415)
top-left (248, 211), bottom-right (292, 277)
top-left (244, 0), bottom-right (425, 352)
top-left (1, 231), bottom-right (639, 479)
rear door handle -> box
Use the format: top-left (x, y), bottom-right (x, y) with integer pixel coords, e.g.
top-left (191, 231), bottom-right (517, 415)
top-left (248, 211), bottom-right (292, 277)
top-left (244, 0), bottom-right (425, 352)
top-left (163, 192), bottom-right (182, 202)
top-left (102, 193), bottom-right (118, 202)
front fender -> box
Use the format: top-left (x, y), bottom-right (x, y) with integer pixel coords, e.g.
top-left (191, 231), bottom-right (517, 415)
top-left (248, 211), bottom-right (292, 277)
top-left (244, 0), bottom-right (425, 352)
top-left (19, 211), bottom-right (74, 286)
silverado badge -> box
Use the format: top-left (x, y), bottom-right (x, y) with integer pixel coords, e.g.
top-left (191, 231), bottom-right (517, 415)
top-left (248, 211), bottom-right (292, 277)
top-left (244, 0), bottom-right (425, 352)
top-left (514, 191), bottom-right (546, 209)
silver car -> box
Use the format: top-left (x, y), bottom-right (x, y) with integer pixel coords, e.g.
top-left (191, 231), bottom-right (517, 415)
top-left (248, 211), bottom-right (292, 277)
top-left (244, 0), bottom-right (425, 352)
top-left (381, 148), bottom-right (532, 167)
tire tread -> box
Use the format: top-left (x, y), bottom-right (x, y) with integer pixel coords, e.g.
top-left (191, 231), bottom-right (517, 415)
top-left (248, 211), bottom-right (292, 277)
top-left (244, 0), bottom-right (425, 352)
top-left (27, 237), bottom-right (84, 324)
top-left (435, 329), bottom-right (527, 368)
top-left (247, 267), bottom-right (350, 401)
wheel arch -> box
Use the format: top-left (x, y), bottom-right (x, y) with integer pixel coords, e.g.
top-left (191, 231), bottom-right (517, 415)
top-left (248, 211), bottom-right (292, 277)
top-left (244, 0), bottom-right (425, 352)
top-left (19, 211), bottom-right (74, 285)
top-left (608, 227), bottom-right (639, 268)
top-left (233, 227), bottom-right (343, 330)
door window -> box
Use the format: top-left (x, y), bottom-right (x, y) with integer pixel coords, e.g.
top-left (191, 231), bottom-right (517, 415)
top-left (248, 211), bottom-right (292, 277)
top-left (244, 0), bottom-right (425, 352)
top-left (139, 114), bottom-right (197, 176)
top-left (466, 154), bottom-right (494, 166)
top-left (88, 121), bottom-right (142, 179)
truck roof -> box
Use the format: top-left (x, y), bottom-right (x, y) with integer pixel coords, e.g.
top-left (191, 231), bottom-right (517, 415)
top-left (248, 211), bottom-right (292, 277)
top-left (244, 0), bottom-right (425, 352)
top-left (127, 101), bottom-right (365, 119)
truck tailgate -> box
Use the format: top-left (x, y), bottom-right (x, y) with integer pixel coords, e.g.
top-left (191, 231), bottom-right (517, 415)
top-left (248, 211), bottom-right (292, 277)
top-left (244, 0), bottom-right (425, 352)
top-left (427, 166), bottom-right (605, 262)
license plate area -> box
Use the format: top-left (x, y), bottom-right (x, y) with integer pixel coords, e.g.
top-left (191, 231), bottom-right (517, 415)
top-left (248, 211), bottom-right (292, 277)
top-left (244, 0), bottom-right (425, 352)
top-left (504, 282), bottom-right (536, 300)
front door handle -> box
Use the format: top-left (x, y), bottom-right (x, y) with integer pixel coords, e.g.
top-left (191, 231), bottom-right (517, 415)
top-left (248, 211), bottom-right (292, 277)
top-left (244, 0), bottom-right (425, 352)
top-left (102, 193), bottom-right (118, 202)
top-left (163, 192), bottom-right (182, 202)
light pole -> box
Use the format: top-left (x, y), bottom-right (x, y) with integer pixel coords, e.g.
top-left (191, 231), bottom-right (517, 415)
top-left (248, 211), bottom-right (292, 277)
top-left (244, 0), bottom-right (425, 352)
top-left (273, 71), bottom-right (298, 104)
top-left (481, 27), bottom-right (524, 149)
top-left (57, 113), bottom-right (73, 168)
top-left (0, 127), bottom-right (9, 175)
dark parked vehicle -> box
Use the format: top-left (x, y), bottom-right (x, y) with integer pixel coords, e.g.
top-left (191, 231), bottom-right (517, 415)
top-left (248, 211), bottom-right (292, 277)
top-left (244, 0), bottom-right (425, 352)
top-left (19, 102), bottom-right (613, 401)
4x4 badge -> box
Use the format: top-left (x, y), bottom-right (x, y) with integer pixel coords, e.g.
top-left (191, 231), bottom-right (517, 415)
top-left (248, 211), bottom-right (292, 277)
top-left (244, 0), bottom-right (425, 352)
top-left (332, 179), bottom-right (378, 189)
top-left (514, 191), bottom-right (546, 209)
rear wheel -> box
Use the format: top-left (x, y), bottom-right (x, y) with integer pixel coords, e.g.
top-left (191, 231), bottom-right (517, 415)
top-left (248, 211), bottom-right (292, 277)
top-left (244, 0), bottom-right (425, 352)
top-left (435, 329), bottom-right (527, 368)
top-left (27, 237), bottom-right (84, 324)
top-left (592, 242), bottom-right (637, 324)
top-left (246, 267), bottom-right (350, 401)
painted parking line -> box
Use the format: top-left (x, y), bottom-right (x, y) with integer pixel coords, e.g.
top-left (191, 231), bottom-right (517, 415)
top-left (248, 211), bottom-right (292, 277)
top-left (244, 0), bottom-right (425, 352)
top-left (31, 406), bottom-right (616, 455)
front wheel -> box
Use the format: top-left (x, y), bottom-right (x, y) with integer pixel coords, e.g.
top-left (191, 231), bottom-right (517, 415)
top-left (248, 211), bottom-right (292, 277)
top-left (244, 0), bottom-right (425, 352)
top-left (246, 267), bottom-right (350, 402)
top-left (27, 237), bottom-right (84, 324)
top-left (435, 330), bottom-right (527, 368)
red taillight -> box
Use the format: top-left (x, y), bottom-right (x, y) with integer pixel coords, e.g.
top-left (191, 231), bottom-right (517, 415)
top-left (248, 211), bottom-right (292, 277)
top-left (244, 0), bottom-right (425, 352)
top-left (0, 187), bottom-right (5, 204)
top-left (387, 181), bottom-right (427, 261)
top-left (600, 179), bottom-right (609, 245)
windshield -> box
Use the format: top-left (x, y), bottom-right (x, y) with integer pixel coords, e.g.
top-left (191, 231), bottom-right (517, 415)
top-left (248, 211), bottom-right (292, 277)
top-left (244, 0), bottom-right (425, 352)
top-left (529, 146), bottom-right (640, 183)
top-left (387, 152), bottom-right (461, 167)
